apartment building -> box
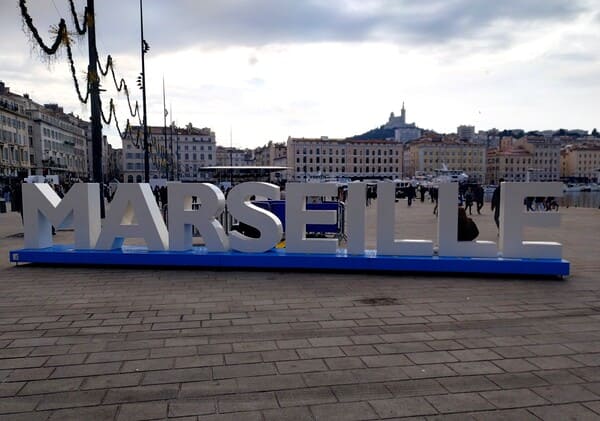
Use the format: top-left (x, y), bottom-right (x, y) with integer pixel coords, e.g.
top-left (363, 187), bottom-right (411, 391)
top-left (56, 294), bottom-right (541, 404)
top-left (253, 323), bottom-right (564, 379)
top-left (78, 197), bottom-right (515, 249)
top-left (122, 124), bottom-right (216, 182)
top-left (406, 135), bottom-right (487, 183)
top-left (0, 81), bottom-right (31, 178)
top-left (561, 142), bottom-right (600, 181)
top-left (287, 137), bottom-right (403, 181)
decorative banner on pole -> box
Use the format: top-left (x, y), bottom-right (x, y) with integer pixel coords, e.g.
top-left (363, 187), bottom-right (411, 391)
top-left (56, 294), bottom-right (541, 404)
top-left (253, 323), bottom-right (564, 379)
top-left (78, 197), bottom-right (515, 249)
top-left (10, 182), bottom-right (569, 276)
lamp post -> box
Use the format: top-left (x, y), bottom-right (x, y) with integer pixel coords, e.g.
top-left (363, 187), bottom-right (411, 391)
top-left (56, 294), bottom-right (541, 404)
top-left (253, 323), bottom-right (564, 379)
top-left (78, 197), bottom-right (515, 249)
top-left (139, 0), bottom-right (150, 183)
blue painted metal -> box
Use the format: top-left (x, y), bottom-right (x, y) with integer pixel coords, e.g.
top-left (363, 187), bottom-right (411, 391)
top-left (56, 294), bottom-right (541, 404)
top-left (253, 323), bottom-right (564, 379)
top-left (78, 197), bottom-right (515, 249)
top-left (9, 245), bottom-right (570, 276)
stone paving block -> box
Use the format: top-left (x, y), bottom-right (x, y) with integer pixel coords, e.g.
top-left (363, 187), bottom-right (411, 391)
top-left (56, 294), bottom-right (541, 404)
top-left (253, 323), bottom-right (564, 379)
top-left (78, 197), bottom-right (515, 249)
top-left (469, 408), bottom-right (540, 420)
top-left (213, 362), bottom-right (276, 379)
top-left (572, 352), bottom-right (600, 366)
top-left (370, 396), bottom-right (437, 418)
top-left (492, 358), bottom-right (539, 373)
top-left (217, 391), bottom-right (278, 413)
top-left (45, 353), bottom-right (87, 366)
top-left (276, 339), bottom-right (311, 349)
top-left (168, 399), bottom-right (216, 417)
top-left (402, 363), bottom-right (457, 379)
top-left (532, 384), bottom-right (600, 404)
top-left (325, 357), bottom-right (365, 370)
top-left (534, 369), bottom-right (585, 385)
top-left (0, 357), bottom-right (47, 370)
top-left (142, 367), bottom-right (211, 385)
top-left (311, 401), bottom-right (378, 421)
top-left (446, 361), bottom-right (503, 376)
top-left (584, 400), bottom-right (600, 415)
top-left (277, 386), bottom-right (337, 407)
top-left (375, 342), bottom-right (432, 354)
top-left (449, 348), bottom-right (501, 362)
top-left (0, 396), bottom-right (40, 414)
top-left (37, 390), bottom-right (106, 410)
top-left (5, 367), bottom-right (54, 382)
top-left (0, 382), bottom-right (25, 398)
top-left (527, 355), bottom-right (584, 370)
top-left (116, 400), bottom-right (168, 421)
top-left (480, 388), bottom-right (548, 408)
top-left (308, 337), bottom-right (353, 347)
top-left (406, 351), bottom-right (458, 365)
top-left (261, 349), bottom-right (299, 362)
top-left (332, 383), bottom-right (392, 402)
top-left (180, 379), bottom-right (239, 398)
top-left (277, 359), bottom-right (328, 374)
top-left (149, 346), bottom-right (196, 358)
top-left (262, 406), bottom-right (314, 421)
top-left (237, 374), bottom-right (306, 393)
top-left (104, 383), bottom-right (179, 404)
top-left (303, 370), bottom-right (357, 387)
top-left (197, 410), bottom-right (263, 421)
top-left (297, 347), bottom-right (345, 359)
top-left (529, 403), bottom-right (600, 421)
top-left (51, 362), bottom-right (121, 378)
top-left (224, 352), bottom-right (262, 365)
top-left (384, 378), bottom-right (446, 398)
top-left (438, 375), bottom-right (499, 393)
top-left (121, 358), bottom-right (174, 373)
top-left (19, 377), bottom-right (83, 395)
top-left (361, 354), bottom-right (411, 368)
top-left (81, 373), bottom-right (143, 390)
top-left (175, 354), bottom-right (224, 368)
top-left (426, 392), bottom-right (495, 413)
top-left (486, 372), bottom-right (549, 389)
top-left (46, 404), bottom-right (119, 421)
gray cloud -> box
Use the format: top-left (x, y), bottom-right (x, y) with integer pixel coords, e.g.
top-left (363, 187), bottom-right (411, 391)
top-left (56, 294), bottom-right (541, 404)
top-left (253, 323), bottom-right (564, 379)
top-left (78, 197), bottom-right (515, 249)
top-left (2, 0), bottom-right (590, 58)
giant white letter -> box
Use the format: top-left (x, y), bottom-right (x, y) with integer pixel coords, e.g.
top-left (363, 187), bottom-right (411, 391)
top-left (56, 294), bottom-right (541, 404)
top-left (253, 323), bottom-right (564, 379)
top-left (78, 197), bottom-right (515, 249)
top-left (285, 182), bottom-right (338, 254)
top-left (346, 182), bottom-right (366, 255)
top-left (96, 183), bottom-right (168, 250)
top-left (168, 183), bottom-right (229, 252)
top-left (437, 183), bottom-right (497, 257)
top-left (23, 183), bottom-right (100, 249)
top-left (227, 182), bottom-right (282, 253)
top-left (499, 182), bottom-right (562, 259)
top-left (376, 182), bottom-right (433, 256)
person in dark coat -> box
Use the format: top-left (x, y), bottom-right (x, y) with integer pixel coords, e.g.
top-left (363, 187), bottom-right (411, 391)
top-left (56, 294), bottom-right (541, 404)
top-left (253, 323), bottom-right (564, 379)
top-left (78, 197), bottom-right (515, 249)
top-left (464, 187), bottom-right (474, 215)
top-left (475, 185), bottom-right (484, 214)
top-left (458, 207), bottom-right (479, 241)
top-left (10, 181), bottom-right (23, 222)
top-left (491, 178), bottom-right (504, 230)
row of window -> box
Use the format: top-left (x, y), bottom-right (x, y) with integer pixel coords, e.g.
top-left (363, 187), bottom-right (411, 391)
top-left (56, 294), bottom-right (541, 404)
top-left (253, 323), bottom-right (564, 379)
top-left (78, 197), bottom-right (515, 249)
top-left (296, 166), bottom-right (400, 173)
top-left (0, 147), bottom-right (27, 163)
top-left (297, 148), bottom-right (400, 156)
top-left (0, 114), bottom-right (26, 130)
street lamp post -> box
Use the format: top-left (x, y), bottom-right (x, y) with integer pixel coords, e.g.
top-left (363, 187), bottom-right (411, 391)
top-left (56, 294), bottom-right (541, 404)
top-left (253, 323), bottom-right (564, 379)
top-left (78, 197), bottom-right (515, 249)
top-left (139, 0), bottom-right (150, 183)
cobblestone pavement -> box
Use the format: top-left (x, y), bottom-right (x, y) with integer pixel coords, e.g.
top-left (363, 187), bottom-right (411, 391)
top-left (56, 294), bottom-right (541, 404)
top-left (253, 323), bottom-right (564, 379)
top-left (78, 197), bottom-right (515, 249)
top-left (0, 199), bottom-right (598, 420)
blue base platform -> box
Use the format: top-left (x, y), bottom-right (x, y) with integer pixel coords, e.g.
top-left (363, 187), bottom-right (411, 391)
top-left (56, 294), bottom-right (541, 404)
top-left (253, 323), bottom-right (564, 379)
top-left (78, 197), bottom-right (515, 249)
top-left (9, 245), bottom-right (570, 277)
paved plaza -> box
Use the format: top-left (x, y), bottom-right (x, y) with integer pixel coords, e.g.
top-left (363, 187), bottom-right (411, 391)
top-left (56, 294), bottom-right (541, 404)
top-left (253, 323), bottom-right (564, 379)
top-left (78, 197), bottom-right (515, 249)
top-left (0, 198), bottom-right (599, 420)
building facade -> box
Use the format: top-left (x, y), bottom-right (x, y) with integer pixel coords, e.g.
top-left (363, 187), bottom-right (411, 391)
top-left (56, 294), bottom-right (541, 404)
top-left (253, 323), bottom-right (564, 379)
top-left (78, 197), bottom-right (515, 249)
top-left (513, 135), bottom-right (561, 181)
top-left (122, 124), bottom-right (216, 183)
top-left (216, 146), bottom-right (254, 167)
top-left (287, 137), bottom-right (403, 181)
top-left (561, 142), bottom-right (600, 181)
top-left (406, 135), bottom-right (487, 183)
top-left (0, 81), bottom-right (31, 179)
top-left (27, 103), bottom-right (88, 180)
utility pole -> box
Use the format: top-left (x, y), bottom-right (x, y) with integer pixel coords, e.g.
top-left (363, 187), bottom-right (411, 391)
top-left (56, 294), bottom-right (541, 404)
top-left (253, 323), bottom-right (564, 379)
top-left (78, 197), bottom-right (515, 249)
top-left (86, 0), bottom-right (105, 217)
top-left (162, 76), bottom-right (168, 180)
top-left (140, 0), bottom-right (149, 182)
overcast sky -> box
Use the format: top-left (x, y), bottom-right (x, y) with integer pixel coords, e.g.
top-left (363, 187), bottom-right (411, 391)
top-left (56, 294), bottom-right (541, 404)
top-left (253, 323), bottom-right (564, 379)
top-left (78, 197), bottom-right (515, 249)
top-left (1, 0), bottom-right (599, 148)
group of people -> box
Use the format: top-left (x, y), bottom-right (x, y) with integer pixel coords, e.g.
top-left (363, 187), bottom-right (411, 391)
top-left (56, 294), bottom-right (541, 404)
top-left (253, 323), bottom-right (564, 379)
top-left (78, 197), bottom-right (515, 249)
top-left (525, 196), bottom-right (559, 212)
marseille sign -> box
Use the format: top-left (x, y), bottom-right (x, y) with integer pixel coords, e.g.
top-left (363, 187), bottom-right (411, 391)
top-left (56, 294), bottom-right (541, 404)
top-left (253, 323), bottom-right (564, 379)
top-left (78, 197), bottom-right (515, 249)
top-left (9, 182), bottom-right (569, 276)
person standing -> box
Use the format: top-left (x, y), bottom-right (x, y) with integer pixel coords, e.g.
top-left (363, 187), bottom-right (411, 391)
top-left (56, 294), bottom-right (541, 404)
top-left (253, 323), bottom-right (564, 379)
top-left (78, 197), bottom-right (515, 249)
top-left (491, 179), bottom-right (504, 230)
top-left (464, 187), bottom-right (474, 215)
top-left (475, 185), bottom-right (484, 214)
